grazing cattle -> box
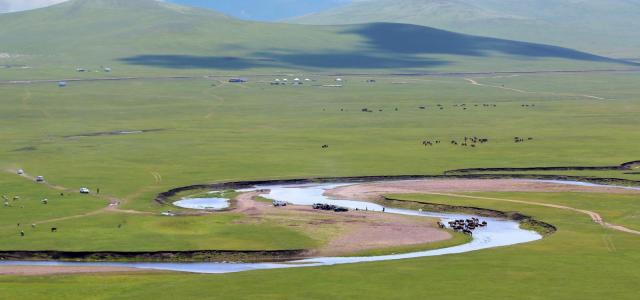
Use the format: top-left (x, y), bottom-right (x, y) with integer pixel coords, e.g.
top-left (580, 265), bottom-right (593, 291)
top-left (321, 144), bottom-right (329, 149)
top-left (51, 227), bottom-right (57, 233)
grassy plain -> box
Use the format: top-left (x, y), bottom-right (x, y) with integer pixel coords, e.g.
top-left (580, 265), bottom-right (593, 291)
top-left (2, 191), bottom-right (640, 299)
top-left (0, 70), bottom-right (639, 299)
top-left (1, 74), bottom-right (638, 211)
top-left (0, 173), bottom-right (316, 251)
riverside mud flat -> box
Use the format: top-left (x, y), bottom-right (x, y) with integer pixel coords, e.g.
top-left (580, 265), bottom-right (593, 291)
top-left (324, 179), bottom-right (640, 201)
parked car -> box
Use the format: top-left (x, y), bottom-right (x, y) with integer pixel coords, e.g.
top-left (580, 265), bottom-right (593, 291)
top-left (273, 200), bottom-right (287, 207)
top-left (79, 187), bottom-right (90, 194)
top-left (17, 169), bottom-right (24, 175)
top-left (35, 176), bottom-right (45, 183)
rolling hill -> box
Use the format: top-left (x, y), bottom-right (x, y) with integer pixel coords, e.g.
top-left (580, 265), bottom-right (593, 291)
top-left (0, 0), bottom-right (636, 79)
top-left (291, 0), bottom-right (640, 58)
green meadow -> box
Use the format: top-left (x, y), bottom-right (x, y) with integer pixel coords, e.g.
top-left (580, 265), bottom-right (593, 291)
top-left (1, 1), bottom-right (639, 299)
top-left (2, 74), bottom-right (639, 214)
top-left (1, 72), bottom-right (639, 257)
top-left (2, 191), bottom-right (640, 300)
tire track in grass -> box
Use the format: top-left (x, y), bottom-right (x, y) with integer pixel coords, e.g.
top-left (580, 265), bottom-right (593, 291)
top-left (2, 169), bottom-right (153, 230)
top-left (20, 88), bottom-right (51, 118)
top-left (464, 78), bottom-right (609, 100)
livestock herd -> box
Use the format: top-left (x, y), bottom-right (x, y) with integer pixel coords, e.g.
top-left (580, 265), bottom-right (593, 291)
top-left (355, 103), bottom-right (502, 113)
top-left (422, 135), bottom-right (536, 149)
top-left (422, 136), bottom-right (491, 148)
top-left (439, 218), bottom-right (488, 236)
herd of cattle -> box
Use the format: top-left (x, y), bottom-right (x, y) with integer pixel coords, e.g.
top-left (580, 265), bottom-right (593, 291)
top-left (438, 218), bottom-right (488, 236)
top-left (356, 103), bottom-right (502, 113)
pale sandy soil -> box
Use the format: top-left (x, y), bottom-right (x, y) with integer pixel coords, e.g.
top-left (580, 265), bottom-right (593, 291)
top-left (235, 192), bottom-right (449, 256)
top-left (325, 179), bottom-right (639, 201)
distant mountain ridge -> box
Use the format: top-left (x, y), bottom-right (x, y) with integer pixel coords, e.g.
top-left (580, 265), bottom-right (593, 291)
top-left (0, 0), bottom-right (635, 78)
top-left (291, 0), bottom-right (640, 58)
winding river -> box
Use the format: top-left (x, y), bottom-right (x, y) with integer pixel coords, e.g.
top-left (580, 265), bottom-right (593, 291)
top-left (0, 182), bottom-right (545, 274)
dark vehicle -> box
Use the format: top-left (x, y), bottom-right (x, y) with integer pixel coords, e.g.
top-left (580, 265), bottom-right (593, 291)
top-left (312, 203), bottom-right (348, 212)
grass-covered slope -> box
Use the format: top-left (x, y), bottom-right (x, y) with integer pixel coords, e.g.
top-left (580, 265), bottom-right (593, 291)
top-left (0, 0), bottom-right (635, 80)
top-left (292, 0), bottom-right (640, 58)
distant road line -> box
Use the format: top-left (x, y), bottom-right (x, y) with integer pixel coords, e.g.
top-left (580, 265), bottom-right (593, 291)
top-left (464, 78), bottom-right (609, 100)
top-left (2, 68), bottom-right (640, 85)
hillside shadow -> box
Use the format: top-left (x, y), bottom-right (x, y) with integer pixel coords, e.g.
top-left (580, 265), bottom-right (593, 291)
top-left (345, 23), bottom-right (637, 65)
top-left (119, 55), bottom-right (263, 69)
top-left (254, 52), bottom-right (446, 68)
top-left (119, 22), bottom-right (638, 70)
top-left (120, 52), bottom-right (447, 69)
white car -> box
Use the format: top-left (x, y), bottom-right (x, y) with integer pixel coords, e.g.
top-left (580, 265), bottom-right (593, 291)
top-left (35, 176), bottom-right (45, 183)
top-left (17, 169), bottom-right (24, 175)
top-left (79, 187), bottom-right (90, 194)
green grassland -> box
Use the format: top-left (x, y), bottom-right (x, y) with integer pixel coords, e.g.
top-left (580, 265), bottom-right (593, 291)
top-left (0, 173), bottom-right (317, 252)
top-left (1, 1), bottom-right (639, 298)
top-left (2, 191), bottom-right (640, 299)
top-left (0, 72), bottom-right (638, 254)
top-left (0, 173), bottom-right (106, 229)
top-left (1, 74), bottom-right (638, 212)
top-left (0, 212), bottom-right (317, 252)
